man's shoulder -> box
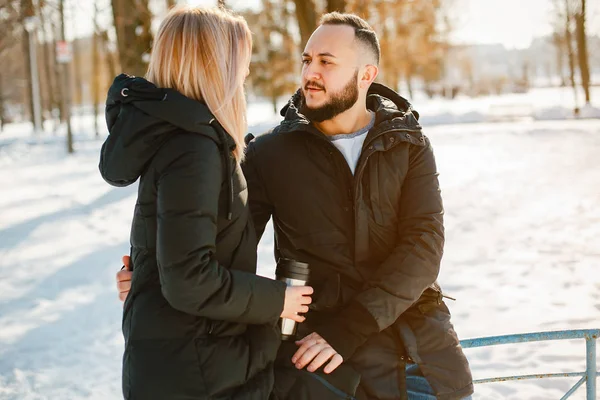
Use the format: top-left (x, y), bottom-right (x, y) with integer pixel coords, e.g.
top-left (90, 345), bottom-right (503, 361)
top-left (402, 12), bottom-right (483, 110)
top-left (246, 125), bottom-right (289, 152)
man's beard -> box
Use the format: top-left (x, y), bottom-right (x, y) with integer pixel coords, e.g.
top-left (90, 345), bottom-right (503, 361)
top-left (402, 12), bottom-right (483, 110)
top-left (299, 70), bottom-right (359, 123)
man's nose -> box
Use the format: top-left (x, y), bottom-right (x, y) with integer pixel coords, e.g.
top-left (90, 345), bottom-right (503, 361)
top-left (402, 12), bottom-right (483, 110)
top-left (303, 62), bottom-right (321, 82)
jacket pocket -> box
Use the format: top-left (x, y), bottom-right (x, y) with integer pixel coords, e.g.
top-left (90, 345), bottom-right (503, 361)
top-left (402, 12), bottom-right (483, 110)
top-left (413, 286), bottom-right (443, 315)
top-left (124, 338), bottom-right (206, 399)
top-left (289, 231), bottom-right (346, 311)
top-left (195, 326), bottom-right (279, 398)
top-left (308, 273), bottom-right (341, 312)
top-left (365, 155), bottom-right (403, 227)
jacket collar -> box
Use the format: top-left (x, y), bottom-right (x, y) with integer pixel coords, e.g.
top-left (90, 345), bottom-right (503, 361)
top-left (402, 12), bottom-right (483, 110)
top-left (275, 82), bottom-right (424, 148)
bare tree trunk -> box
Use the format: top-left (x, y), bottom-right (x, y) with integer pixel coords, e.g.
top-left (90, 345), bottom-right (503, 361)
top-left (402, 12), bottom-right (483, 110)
top-left (405, 72), bottom-right (414, 99)
top-left (111, 0), bottom-right (153, 77)
top-left (292, 0), bottom-right (317, 47)
top-left (327, 0), bottom-right (346, 13)
top-left (100, 31), bottom-right (117, 79)
top-left (21, 0), bottom-right (35, 126)
top-left (400, 36), bottom-right (415, 98)
top-left (558, 52), bottom-right (566, 87)
top-left (93, 1), bottom-right (100, 137)
top-left (59, 0), bottom-right (73, 153)
top-left (0, 72), bottom-right (4, 132)
top-left (38, 1), bottom-right (58, 126)
top-left (73, 37), bottom-right (83, 129)
top-left (271, 95), bottom-right (278, 115)
top-left (575, 0), bottom-right (590, 104)
top-left (552, 33), bottom-right (566, 86)
top-left (564, 0), bottom-right (578, 109)
top-left (52, 22), bottom-right (65, 127)
top-left (379, 21), bottom-right (394, 88)
top-left (71, 0), bottom-right (87, 124)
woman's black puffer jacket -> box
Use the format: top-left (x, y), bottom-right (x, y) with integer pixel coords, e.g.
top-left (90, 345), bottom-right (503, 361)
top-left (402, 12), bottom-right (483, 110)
top-left (100, 74), bottom-right (286, 400)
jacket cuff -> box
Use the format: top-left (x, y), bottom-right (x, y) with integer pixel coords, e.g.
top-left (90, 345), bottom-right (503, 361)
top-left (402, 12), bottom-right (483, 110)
top-left (315, 301), bottom-right (380, 360)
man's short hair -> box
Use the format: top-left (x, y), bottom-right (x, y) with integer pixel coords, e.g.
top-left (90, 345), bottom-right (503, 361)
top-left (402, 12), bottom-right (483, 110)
top-left (319, 12), bottom-right (380, 65)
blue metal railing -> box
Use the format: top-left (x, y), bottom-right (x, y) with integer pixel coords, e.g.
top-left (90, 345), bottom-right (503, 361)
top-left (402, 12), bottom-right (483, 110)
top-left (460, 329), bottom-right (599, 399)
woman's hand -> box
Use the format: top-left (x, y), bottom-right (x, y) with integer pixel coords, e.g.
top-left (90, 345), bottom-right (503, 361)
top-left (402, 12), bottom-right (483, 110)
top-left (281, 286), bottom-right (313, 323)
top-left (116, 255), bottom-right (132, 302)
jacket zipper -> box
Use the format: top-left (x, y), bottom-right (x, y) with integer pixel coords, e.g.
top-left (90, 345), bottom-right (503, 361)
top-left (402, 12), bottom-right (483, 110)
top-left (302, 127), bottom-right (422, 268)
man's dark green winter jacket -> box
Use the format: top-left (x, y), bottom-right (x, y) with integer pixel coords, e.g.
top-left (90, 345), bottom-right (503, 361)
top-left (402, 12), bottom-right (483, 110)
top-left (243, 83), bottom-right (474, 400)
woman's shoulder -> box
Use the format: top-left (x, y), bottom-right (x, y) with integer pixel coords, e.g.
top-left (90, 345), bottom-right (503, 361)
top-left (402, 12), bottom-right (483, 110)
top-left (164, 129), bottom-right (220, 151)
top-left (153, 130), bottom-right (223, 172)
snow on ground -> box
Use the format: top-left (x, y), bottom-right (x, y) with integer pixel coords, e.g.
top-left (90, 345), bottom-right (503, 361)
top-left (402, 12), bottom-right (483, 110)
top-left (0, 90), bottom-right (599, 399)
top-left (410, 86), bottom-right (600, 126)
top-left (422, 119), bottom-right (600, 399)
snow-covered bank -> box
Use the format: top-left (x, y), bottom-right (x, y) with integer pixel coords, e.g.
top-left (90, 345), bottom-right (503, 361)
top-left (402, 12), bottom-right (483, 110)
top-left (412, 86), bottom-right (600, 126)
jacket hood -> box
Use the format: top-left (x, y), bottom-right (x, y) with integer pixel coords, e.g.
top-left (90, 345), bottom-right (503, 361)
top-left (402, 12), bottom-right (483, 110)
top-left (100, 74), bottom-right (234, 187)
top-left (278, 82), bottom-right (420, 133)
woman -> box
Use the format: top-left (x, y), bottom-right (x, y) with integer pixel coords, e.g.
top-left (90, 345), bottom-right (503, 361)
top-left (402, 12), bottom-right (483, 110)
top-left (99, 6), bottom-right (312, 400)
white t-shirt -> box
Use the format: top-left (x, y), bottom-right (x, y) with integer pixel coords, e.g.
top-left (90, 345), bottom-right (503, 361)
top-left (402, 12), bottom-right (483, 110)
top-left (328, 113), bottom-right (375, 175)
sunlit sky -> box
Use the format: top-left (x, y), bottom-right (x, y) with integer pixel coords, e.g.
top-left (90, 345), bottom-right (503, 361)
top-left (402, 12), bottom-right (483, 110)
top-left (69, 0), bottom-right (600, 50)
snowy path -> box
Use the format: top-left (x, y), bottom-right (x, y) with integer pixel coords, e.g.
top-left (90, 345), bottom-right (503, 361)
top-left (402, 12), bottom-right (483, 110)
top-left (0, 118), bottom-right (599, 399)
top-left (424, 120), bottom-right (600, 399)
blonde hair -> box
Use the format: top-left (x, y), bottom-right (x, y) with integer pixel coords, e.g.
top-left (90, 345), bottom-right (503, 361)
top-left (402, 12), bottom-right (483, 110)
top-left (146, 6), bottom-right (252, 161)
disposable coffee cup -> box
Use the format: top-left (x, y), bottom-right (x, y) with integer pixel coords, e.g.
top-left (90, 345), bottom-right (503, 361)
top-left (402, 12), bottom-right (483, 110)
top-left (276, 258), bottom-right (310, 341)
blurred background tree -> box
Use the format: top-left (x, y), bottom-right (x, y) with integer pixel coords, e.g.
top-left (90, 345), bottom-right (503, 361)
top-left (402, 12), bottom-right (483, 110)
top-left (0, 0), bottom-right (596, 145)
top-left (242, 0), bottom-right (298, 113)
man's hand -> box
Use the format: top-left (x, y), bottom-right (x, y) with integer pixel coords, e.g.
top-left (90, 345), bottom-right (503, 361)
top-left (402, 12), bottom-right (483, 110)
top-left (292, 332), bottom-right (343, 374)
top-left (117, 255), bottom-right (132, 302)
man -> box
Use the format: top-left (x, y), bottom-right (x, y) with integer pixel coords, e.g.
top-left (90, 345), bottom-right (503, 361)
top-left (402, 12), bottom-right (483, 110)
top-left (118, 12), bottom-right (473, 400)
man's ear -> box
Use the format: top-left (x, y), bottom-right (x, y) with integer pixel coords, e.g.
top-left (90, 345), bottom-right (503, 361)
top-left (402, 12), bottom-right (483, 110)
top-left (359, 64), bottom-right (379, 89)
